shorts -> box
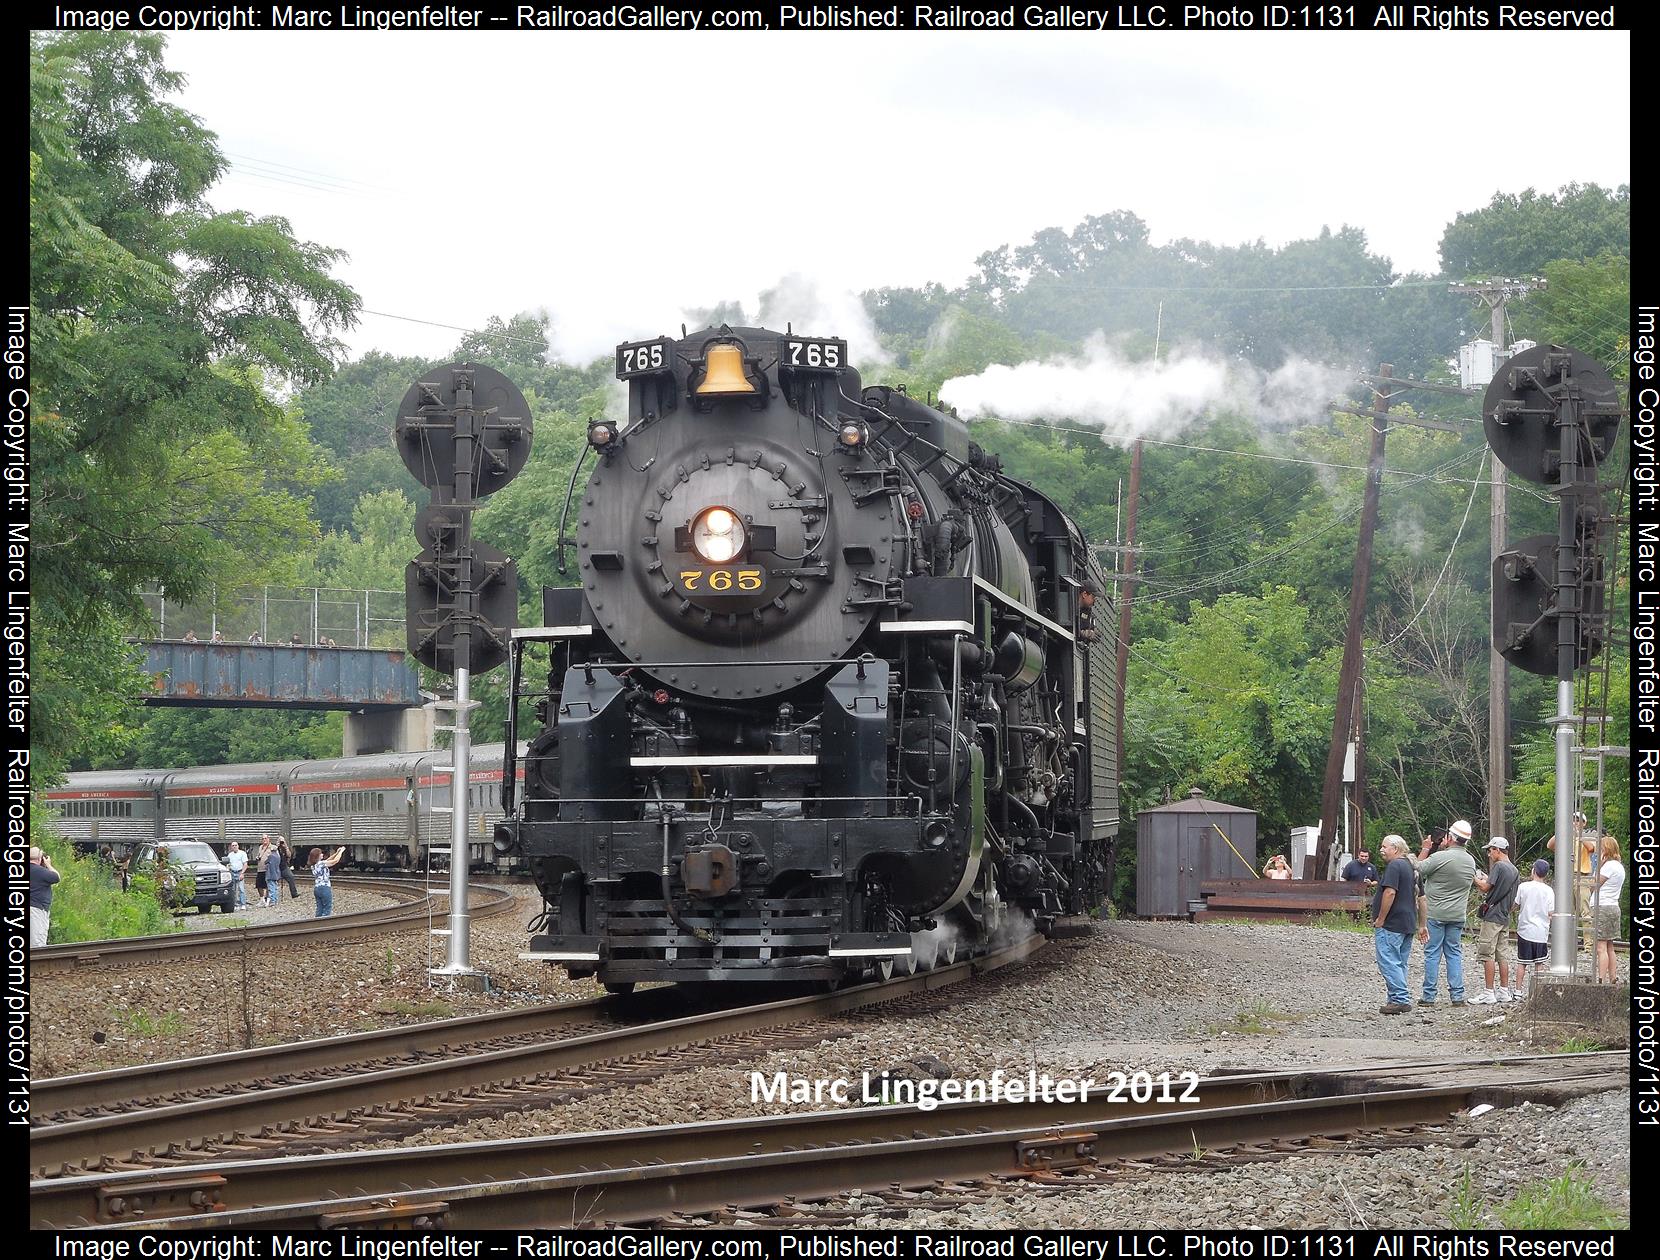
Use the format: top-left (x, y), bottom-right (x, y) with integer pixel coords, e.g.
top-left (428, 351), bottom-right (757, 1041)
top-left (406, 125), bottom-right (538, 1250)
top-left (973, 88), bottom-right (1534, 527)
top-left (1518, 937), bottom-right (1548, 963)
top-left (1592, 905), bottom-right (1621, 941)
top-left (1476, 918), bottom-right (1514, 965)
top-left (256, 871), bottom-right (267, 893)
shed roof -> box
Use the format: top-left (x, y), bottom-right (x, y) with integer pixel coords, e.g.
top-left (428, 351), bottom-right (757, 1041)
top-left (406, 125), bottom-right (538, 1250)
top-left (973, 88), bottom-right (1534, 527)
top-left (1139, 788), bottom-right (1257, 815)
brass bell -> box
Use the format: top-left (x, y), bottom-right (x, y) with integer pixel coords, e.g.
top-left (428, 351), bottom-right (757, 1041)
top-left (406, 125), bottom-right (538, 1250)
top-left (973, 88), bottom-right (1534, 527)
top-left (695, 343), bottom-right (756, 396)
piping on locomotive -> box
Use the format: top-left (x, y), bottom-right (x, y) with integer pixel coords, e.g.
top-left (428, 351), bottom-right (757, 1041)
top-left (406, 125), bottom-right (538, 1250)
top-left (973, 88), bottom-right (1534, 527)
top-left (500, 326), bottom-right (1119, 987)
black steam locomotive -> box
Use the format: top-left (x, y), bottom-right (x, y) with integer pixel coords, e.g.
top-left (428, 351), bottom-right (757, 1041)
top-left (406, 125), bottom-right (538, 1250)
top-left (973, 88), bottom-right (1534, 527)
top-left (498, 326), bottom-right (1118, 988)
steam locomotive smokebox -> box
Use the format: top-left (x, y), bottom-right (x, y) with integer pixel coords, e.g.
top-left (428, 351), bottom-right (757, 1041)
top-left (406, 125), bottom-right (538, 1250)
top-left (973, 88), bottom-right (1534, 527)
top-left (1135, 789), bottom-right (1257, 918)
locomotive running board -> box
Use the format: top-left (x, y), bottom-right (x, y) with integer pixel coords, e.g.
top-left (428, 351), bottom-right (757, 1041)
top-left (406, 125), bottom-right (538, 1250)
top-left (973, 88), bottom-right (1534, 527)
top-left (877, 619), bottom-right (974, 635)
top-left (630, 754), bottom-right (818, 768)
top-left (511, 625), bottom-right (594, 639)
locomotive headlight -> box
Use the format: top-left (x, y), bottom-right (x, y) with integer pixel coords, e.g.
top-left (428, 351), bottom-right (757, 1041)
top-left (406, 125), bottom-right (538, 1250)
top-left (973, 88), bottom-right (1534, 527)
top-left (837, 421), bottom-right (868, 450)
top-left (691, 506), bottom-right (747, 564)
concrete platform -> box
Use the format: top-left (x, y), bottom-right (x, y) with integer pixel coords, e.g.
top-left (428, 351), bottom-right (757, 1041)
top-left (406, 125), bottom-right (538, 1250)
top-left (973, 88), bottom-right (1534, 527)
top-left (1522, 975), bottom-right (1630, 1046)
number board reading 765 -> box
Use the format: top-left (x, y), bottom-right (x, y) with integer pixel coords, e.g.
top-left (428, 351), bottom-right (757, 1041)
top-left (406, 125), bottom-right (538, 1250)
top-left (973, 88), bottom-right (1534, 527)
top-left (673, 566), bottom-right (767, 597)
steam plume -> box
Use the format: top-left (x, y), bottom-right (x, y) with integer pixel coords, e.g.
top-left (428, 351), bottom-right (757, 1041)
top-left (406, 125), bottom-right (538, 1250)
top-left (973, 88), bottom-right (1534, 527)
top-left (939, 335), bottom-right (1351, 444)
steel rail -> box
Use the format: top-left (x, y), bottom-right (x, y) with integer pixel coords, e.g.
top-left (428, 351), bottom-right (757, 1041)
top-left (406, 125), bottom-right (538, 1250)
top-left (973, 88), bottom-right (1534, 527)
top-left (28, 879), bottom-right (517, 975)
top-left (30, 1052), bottom-right (1626, 1229)
top-left (29, 932), bottom-right (1047, 1175)
top-left (32, 992), bottom-right (653, 1117)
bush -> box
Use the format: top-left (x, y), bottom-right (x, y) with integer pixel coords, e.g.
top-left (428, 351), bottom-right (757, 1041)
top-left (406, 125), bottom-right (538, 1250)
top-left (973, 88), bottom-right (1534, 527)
top-left (34, 817), bottom-right (181, 943)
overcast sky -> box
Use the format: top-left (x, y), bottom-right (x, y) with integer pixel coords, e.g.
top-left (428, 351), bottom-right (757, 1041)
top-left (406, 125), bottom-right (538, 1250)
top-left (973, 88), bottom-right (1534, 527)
top-left (161, 31), bottom-right (1630, 366)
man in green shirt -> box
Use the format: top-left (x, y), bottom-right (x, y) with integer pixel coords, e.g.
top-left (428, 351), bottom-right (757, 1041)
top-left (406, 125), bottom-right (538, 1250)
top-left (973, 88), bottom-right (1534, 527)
top-left (1414, 818), bottom-right (1478, 1006)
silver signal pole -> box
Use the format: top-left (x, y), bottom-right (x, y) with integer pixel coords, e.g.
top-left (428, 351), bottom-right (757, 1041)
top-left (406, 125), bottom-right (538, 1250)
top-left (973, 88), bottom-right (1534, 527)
top-left (435, 667), bottom-right (475, 975)
top-left (433, 371), bottom-right (480, 982)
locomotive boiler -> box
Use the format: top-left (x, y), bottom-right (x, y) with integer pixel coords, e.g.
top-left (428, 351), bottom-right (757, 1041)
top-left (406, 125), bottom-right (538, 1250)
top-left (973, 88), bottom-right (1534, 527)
top-left (499, 326), bottom-right (1118, 987)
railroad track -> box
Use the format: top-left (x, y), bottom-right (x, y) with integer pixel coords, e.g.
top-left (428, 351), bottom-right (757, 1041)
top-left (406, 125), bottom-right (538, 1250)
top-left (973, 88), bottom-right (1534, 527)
top-left (28, 879), bottom-right (518, 975)
top-left (31, 1051), bottom-right (1626, 1229)
top-left (30, 932), bottom-right (1050, 1177)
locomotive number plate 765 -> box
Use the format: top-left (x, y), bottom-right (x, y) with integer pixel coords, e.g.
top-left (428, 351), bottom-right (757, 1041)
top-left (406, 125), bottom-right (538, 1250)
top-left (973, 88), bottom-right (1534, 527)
top-left (779, 336), bottom-right (847, 371)
top-left (674, 567), bottom-right (767, 595)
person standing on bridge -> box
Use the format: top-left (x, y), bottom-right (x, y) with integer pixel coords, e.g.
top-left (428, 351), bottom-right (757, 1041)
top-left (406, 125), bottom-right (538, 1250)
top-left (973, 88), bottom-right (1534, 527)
top-left (309, 846), bottom-right (347, 916)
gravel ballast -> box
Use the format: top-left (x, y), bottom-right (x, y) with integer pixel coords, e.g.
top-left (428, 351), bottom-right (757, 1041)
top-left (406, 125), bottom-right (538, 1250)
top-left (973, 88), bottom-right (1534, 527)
top-left (28, 910), bottom-right (1630, 1230)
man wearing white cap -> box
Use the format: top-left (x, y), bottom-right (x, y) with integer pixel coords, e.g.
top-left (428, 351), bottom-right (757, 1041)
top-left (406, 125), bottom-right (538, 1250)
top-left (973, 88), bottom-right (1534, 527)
top-left (1415, 820), bottom-right (1477, 1006)
top-left (1471, 837), bottom-right (1520, 1003)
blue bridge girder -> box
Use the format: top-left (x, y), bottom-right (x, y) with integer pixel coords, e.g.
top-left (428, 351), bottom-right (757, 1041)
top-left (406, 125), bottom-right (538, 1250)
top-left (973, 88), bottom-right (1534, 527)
top-left (141, 641), bottom-right (421, 711)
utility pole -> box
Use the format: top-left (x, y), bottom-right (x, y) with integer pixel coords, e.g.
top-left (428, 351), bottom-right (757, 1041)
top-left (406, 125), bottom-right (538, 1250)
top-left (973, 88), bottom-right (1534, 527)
top-left (1452, 278), bottom-right (1540, 838)
top-left (1315, 365), bottom-right (1392, 879)
top-left (1114, 437), bottom-right (1143, 783)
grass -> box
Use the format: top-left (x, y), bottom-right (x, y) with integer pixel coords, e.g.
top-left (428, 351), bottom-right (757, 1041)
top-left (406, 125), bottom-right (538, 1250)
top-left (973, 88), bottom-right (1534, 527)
top-left (1311, 910), bottom-right (1372, 933)
top-left (1208, 997), bottom-right (1304, 1035)
top-left (1495, 1166), bottom-right (1625, 1230)
top-left (373, 999), bottom-right (456, 1020)
top-left (111, 1007), bottom-right (186, 1038)
top-left (1448, 1167), bottom-right (1485, 1228)
top-left (34, 822), bottom-right (181, 943)
top-left (1556, 1036), bottom-right (1608, 1054)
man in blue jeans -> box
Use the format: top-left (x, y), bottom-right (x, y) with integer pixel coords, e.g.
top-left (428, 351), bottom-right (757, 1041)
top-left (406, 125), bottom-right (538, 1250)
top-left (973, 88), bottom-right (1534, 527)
top-left (1371, 834), bottom-right (1418, 1014)
top-left (1415, 819), bottom-right (1477, 1006)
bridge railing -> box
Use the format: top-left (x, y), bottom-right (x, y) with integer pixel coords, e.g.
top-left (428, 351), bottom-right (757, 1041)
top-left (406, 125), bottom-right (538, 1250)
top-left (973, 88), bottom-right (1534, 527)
top-left (141, 586), bottom-right (406, 650)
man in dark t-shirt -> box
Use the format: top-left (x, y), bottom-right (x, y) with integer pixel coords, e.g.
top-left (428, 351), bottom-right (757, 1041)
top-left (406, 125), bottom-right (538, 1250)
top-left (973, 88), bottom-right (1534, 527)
top-left (1472, 838), bottom-right (1520, 1003)
top-left (29, 847), bottom-right (61, 947)
top-left (1371, 834), bottom-right (1417, 1014)
top-left (1342, 850), bottom-right (1378, 884)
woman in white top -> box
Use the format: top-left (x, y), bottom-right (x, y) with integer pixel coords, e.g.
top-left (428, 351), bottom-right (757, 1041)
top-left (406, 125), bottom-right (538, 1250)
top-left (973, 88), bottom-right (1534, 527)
top-left (1511, 859), bottom-right (1554, 996)
top-left (1590, 835), bottom-right (1625, 984)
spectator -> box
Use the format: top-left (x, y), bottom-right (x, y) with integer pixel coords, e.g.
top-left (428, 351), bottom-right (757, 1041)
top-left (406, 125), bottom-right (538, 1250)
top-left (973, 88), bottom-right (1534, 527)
top-left (1471, 837), bottom-right (1519, 1003)
top-left (277, 838), bottom-right (300, 899)
top-left (225, 840), bottom-right (249, 909)
top-left (1414, 821), bottom-right (1477, 1007)
top-left (1262, 854), bottom-right (1292, 880)
top-left (182, 630), bottom-right (199, 643)
top-left (1371, 834), bottom-right (1417, 1015)
top-left (289, 632), bottom-right (304, 645)
top-left (266, 839), bottom-right (284, 907)
top-left (1546, 812), bottom-right (1598, 947)
top-left (29, 847), bottom-right (61, 947)
top-left (256, 834), bottom-right (273, 904)
top-left (1512, 859), bottom-right (1555, 997)
top-left (248, 631), bottom-right (264, 645)
top-left (1590, 836), bottom-right (1625, 984)
top-left (1341, 849), bottom-right (1377, 884)
top-left (210, 629), bottom-right (225, 643)
top-left (309, 846), bottom-right (347, 916)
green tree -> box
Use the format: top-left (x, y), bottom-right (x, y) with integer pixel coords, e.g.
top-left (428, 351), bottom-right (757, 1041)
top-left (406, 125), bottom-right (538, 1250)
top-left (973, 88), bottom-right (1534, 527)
top-left (30, 32), bottom-right (358, 781)
top-left (1438, 184), bottom-right (1630, 278)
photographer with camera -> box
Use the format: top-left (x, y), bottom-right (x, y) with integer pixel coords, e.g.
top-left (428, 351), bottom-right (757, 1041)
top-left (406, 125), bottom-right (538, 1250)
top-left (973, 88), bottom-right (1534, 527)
top-left (1414, 820), bottom-right (1477, 1008)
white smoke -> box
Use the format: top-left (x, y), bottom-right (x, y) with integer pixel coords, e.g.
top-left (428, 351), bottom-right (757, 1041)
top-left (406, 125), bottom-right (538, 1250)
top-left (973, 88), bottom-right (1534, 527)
top-left (939, 334), bottom-right (1353, 444)
top-left (754, 273), bottom-right (891, 367)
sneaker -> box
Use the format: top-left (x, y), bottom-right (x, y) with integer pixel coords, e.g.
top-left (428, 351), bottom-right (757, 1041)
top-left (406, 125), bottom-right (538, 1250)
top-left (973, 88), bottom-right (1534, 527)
top-left (1470, 990), bottom-right (1496, 1004)
top-left (1496, 988), bottom-right (1514, 1003)
top-left (1380, 1003), bottom-right (1410, 1015)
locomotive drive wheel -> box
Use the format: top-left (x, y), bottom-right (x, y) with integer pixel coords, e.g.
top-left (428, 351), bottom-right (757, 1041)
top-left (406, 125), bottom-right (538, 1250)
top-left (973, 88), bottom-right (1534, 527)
top-left (874, 959), bottom-right (894, 983)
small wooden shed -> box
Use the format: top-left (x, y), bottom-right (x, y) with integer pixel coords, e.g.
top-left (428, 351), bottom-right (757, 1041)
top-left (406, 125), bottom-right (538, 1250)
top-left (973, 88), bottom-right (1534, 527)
top-left (1135, 788), bottom-right (1259, 917)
